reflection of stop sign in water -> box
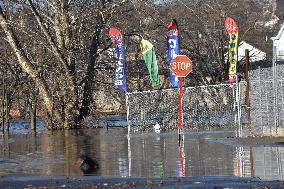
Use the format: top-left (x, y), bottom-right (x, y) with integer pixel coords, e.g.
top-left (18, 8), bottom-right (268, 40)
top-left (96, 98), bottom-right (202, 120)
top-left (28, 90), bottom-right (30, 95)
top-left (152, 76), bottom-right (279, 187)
top-left (170, 55), bottom-right (192, 77)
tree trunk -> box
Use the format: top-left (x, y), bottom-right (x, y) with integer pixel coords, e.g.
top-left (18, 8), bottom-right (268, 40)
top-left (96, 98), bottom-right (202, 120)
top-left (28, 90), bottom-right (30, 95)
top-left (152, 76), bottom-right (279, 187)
top-left (0, 7), bottom-right (62, 125)
top-left (5, 92), bottom-right (9, 132)
top-left (1, 71), bottom-right (5, 133)
top-left (78, 34), bottom-right (99, 121)
top-left (30, 94), bottom-right (37, 132)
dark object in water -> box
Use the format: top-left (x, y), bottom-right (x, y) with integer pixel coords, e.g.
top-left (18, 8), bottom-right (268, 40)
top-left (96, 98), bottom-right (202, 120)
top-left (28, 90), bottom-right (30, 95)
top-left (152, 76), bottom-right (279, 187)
top-left (274, 142), bottom-right (284, 145)
top-left (76, 155), bottom-right (99, 174)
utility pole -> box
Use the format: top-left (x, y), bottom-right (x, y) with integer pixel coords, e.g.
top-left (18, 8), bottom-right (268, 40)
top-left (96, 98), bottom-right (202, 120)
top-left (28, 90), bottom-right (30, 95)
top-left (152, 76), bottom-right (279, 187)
top-left (245, 49), bottom-right (252, 137)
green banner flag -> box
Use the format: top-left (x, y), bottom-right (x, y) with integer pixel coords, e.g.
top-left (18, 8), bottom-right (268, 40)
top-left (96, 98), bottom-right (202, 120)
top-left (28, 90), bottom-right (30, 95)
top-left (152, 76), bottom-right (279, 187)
top-left (140, 39), bottom-right (160, 85)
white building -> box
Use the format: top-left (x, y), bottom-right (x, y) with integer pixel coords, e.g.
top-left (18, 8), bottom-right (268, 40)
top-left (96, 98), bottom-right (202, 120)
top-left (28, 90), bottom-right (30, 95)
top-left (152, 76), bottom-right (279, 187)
top-left (238, 41), bottom-right (266, 62)
top-left (271, 24), bottom-right (284, 61)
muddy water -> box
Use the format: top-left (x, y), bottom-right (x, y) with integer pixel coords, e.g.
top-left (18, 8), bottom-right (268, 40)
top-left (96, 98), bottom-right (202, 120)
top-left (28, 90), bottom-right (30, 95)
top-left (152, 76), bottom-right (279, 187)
top-left (0, 124), bottom-right (284, 181)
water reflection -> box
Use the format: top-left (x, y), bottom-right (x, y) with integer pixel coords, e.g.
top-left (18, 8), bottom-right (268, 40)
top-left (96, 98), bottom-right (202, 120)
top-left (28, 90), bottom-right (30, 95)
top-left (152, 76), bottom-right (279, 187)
top-left (235, 146), bottom-right (284, 180)
top-left (1, 128), bottom-right (284, 181)
top-left (178, 133), bottom-right (185, 177)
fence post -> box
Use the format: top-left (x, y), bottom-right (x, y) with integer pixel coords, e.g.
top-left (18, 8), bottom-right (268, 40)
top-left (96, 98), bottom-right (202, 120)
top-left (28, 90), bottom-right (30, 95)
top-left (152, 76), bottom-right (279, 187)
top-left (235, 75), bottom-right (242, 137)
top-left (237, 81), bottom-right (242, 137)
top-left (126, 93), bottom-right (130, 134)
top-left (272, 45), bottom-right (278, 135)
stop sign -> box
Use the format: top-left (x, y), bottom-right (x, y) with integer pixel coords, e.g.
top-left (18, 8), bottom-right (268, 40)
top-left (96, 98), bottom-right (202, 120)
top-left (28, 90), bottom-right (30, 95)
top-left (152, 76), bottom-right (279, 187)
top-left (170, 55), bottom-right (192, 77)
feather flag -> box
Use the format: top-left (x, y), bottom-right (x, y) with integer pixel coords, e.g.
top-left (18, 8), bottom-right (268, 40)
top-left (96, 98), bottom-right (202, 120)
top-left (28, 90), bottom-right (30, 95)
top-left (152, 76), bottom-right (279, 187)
top-left (225, 17), bottom-right (239, 83)
top-left (167, 19), bottom-right (180, 87)
top-left (108, 27), bottom-right (127, 91)
top-left (140, 39), bottom-right (160, 85)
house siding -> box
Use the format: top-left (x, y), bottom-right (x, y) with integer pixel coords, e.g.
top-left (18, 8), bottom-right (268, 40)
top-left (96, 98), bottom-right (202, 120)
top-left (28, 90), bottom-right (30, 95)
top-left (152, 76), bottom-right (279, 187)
top-left (272, 24), bottom-right (284, 61)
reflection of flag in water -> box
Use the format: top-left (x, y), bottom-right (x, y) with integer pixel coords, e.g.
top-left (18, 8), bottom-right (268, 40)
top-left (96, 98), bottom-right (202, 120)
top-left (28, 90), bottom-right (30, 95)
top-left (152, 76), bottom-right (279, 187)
top-left (108, 27), bottom-right (127, 91)
top-left (225, 17), bottom-right (239, 83)
top-left (167, 19), bottom-right (180, 87)
top-left (140, 39), bottom-right (160, 85)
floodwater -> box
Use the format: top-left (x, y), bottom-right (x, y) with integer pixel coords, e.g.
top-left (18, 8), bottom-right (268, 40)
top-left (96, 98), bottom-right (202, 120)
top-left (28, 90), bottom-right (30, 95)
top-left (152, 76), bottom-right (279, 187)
top-left (0, 119), bottom-right (284, 181)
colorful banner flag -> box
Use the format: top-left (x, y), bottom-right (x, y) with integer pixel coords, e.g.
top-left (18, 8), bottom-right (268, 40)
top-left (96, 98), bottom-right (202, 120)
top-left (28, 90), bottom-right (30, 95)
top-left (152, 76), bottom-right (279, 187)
top-left (167, 19), bottom-right (180, 87)
top-left (109, 27), bottom-right (127, 91)
top-left (225, 17), bottom-right (239, 83)
top-left (140, 39), bottom-right (160, 85)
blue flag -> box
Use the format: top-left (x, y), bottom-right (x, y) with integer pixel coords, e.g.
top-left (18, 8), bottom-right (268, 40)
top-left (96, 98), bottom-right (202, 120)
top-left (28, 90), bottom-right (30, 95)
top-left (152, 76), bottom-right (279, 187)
top-left (109, 28), bottom-right (127, 91)
top-left (167, 19), bottom-right (180, 87)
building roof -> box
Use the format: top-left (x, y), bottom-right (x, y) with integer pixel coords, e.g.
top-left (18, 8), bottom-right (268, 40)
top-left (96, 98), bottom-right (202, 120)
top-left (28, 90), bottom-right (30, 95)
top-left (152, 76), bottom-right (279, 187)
top-left (271, 23), bottom-right (284, 41)
top-left (238, 41), bottom-right (266, 62)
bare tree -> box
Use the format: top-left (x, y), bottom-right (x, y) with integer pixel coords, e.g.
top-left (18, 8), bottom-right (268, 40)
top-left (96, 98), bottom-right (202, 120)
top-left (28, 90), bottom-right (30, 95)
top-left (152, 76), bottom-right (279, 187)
top-left (0, 0), bottom-right (276, 130)
top-left (0, 0), bottom-right (128, 129)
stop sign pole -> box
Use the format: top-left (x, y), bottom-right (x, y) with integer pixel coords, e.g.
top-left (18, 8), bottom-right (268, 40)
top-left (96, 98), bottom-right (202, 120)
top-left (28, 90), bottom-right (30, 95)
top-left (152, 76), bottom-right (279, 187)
top-left (170, 55), bottom-right (192, 141)
top-left (178, 76), bottom-right (183, 129)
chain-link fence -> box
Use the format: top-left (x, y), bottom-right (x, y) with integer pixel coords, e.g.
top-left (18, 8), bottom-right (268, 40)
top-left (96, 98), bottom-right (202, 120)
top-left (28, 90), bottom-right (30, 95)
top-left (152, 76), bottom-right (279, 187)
top-left (126, 59), bottom-right (284, 136)
top-left (249, 59), bottom-right (284, 136)
top-left (126, 84), bottom-right (241, 133)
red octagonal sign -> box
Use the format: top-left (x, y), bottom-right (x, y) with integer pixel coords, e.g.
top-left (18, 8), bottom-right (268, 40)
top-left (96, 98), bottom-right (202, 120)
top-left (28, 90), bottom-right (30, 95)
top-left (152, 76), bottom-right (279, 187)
top-left (170, 55), bottom-right (192, 77)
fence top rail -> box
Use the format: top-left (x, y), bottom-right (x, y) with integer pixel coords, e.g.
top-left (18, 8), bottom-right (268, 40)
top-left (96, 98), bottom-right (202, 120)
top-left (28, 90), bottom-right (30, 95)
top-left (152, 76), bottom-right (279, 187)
top-left (126, 83), bottom-right (237, 95)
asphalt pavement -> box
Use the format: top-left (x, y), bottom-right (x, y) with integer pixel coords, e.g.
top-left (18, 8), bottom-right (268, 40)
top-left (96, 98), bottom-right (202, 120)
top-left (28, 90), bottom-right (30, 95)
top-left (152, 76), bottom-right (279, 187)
top-left (1, 175), bottom-right (284, 189)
